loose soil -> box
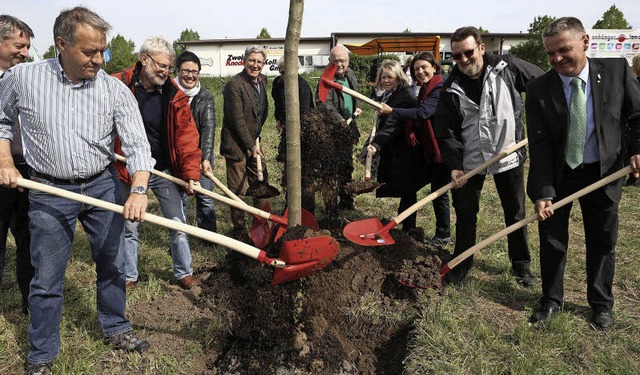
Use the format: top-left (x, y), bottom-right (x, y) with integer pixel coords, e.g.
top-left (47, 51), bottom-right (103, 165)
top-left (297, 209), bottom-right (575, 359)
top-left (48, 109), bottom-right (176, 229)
top-left (278, 106), bottom-right (359, 216)
top-left (124, 105), bottom-right (452, 374)
top-left (127, 226), bottom-right (451, 374)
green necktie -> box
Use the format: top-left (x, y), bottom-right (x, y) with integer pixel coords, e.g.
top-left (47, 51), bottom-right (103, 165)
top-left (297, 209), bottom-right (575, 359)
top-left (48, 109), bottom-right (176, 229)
top-left (566, 77), bottom-right (586, 169)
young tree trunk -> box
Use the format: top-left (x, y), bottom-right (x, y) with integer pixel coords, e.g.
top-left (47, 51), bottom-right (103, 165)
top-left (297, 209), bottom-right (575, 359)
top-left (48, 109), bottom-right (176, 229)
top-left (284, 0), bottom-right (304, 226)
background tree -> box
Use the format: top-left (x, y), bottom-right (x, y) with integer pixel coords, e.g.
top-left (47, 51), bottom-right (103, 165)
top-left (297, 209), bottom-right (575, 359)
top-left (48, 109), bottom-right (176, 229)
top-left (257, 27), bottom-right (272, 39)
top-left (509, 15), bottom-right (556, 71)
top-left (593, 5), bottom-right (632, 28)
top-left (174, 28), bottom-right (200, 57)
top-left (402, 28), bottom-right (412, 34)
top-left (478, 26), bottom-right (489, 34)
top-left (42, 45), bottom-right (56, 59)
top-left (103, 34), bottom-right (138, 74)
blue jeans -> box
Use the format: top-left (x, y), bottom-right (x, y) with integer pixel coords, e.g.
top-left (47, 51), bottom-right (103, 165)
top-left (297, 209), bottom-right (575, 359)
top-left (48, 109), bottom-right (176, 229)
top-left (182, 171), bottom-right (217, 232)
top-left (27, 167), bottom-right (131, 364)
top-left (120, 171), bottom-right (192, 281)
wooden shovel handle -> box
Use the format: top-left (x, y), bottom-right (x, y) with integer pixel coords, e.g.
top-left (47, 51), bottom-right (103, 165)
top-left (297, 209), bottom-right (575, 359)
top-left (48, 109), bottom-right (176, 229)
top-left (364, 114), bottom-right (379, 180)
top-left (16, 177), bottom-right (284, 267)
top-left (203, 170), bottom-right (243, 203)
top-left (395, 139), bottom-right (529, 224)
top-left (115, 154), bottom-right (273, 221)
top-left (321, 78), bottom-right (383, 109)
top-left (255, 138), bottom-right (264, 181)
top-left (441, 165), bottom-right (631, 275)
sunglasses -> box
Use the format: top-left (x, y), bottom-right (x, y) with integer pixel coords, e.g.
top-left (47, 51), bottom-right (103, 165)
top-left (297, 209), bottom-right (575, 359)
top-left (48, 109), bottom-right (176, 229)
top-left (451, 46), bottom-right (479, 61)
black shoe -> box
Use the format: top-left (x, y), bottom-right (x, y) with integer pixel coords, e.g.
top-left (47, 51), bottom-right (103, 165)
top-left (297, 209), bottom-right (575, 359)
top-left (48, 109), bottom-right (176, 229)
top-left (26, 362), bottom-right (52, 375)
top-left (529, 305), bottom-right (560, 325)
top-left (337, 199), bottom-right (355, 211)
top-left (592, 310), bottom-right (614, 330)
top-left (425, 236), bottom-right (451, 247)
top-left (443, 267), bottom-right (468, 286)
top-left (511, 267), bottom-right (537, 288)
top-left (105, 331), bottom-right (151, 353)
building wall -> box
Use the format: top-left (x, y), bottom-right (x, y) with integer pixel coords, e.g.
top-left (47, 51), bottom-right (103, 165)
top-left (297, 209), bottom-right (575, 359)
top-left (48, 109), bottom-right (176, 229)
top-left (187, 40), bottom-right (331, 77)
top-left (184, 32), bottom-right (532, 77)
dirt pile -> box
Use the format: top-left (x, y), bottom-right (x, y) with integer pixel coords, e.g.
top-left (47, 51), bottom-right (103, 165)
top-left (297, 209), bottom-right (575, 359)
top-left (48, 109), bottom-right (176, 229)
top-left (199, 227), bottom-right (450, 374)
top-left (277, 107), bottom-right (359, 217)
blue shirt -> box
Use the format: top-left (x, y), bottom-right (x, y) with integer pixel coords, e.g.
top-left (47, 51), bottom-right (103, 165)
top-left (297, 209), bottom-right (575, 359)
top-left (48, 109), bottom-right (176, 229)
top-left (0, 57), bottom-right (155, 179)
top-left (558, 63), bottom-right (599, 164)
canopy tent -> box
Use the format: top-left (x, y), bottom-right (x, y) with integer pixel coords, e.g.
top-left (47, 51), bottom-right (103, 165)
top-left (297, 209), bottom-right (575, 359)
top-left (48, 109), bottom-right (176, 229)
top-left (344, 36), bottom-right (441, 60)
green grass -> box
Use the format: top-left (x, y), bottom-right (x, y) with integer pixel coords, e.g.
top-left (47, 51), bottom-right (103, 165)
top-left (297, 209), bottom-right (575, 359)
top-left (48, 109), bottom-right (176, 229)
top-left (1, 77), bottom-right (639, 373)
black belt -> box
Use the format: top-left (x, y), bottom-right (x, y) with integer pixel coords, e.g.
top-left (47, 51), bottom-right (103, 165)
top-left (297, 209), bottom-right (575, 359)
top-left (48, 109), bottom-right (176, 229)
top-left (31, 169), bottom-right (105, 185)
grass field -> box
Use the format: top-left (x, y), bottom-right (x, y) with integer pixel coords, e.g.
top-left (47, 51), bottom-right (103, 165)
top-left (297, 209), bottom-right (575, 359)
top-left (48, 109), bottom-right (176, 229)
top-left (1, 75), bottom-right (639, 374)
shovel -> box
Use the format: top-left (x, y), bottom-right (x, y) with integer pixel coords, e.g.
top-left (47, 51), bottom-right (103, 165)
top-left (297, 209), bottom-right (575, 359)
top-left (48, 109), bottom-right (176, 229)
top-left (115, 156), bottom-right (319, 248)
top-left (245, 138), bottom-right (280, 199)
top-left (440, 166), bottom-right (631, 277)
top-left (317, 63), bottom-right (383, 110)
top-left (15, 177), bottom-right (337, 285)
top-left (343, 139), bottom-right (528, 246)
top-left (347, 113), bottom-right (386, 195)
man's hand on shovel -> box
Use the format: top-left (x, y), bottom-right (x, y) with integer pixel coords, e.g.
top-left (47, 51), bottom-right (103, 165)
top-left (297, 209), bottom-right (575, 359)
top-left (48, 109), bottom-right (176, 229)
top-left (451, 169), bottom-right (467, 189)
top-left (535, 199), bottom-right (554, 221)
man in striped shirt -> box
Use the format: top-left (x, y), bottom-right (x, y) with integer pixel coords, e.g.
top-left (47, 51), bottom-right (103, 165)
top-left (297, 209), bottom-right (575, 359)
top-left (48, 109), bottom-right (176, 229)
top-left (0, 7), bottom-right (155, 374)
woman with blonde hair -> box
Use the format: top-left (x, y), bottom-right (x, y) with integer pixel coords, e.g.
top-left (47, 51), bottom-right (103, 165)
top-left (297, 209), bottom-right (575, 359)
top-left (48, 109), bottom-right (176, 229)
top-left (378, 52), bottom-right (451, 245)
top-left (360, 59), bottom-right (424, 235)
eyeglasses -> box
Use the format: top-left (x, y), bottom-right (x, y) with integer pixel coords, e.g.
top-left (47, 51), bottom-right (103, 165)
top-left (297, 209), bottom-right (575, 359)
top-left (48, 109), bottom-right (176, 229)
top-left (332, 58), bottom-right (348, 65)
top-left (146, 54), bottom-right (172, 71)
top-left (451, 46), bottom-right (479, 61)
top-left (179, 68), bottom-right (199, 76)
top-left (246, 58), bottom-right (265, 66)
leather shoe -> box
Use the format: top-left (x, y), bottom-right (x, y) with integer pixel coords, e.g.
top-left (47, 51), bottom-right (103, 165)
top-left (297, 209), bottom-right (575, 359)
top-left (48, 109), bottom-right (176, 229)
top-left (125, 280), bottom-right (138, 289)
top-left (178, 275), bottom-right (200, 290)
top-left (26, 362), bottom-right (52, 375)
top-left (529, 305), bottom-right (560, 325)
top-left (511, 267), bottom-right (537, 288)
top-left (592, 310), bottom-right (614, 330)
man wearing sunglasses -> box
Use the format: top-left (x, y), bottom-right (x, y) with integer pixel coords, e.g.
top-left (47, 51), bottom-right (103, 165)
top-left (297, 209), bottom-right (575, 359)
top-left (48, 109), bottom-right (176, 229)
top-left (434, 26), bottom-right (544, 286)
top-left (113, 36), bottom-right (202, 290)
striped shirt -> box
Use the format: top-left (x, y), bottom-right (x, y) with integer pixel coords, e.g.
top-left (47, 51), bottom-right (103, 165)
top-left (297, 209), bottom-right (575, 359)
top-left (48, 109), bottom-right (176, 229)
top-left (0, 57), bottom-right (155, 179)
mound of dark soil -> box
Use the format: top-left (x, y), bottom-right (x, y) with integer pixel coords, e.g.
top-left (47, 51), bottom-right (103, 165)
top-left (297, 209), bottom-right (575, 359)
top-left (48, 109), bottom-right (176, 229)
top-left (199, 226), bottom-right (450, 374)
top-left (278, 107), bottom-right (359, 216)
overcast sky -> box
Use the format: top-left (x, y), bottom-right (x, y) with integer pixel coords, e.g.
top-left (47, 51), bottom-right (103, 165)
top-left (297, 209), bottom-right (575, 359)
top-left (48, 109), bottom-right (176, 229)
top-left (4, 0), bottom-right (640, 56)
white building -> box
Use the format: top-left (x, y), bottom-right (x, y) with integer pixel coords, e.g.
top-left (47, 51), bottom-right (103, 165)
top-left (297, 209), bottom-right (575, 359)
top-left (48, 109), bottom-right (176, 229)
top-left (182, 32), bottom-right (531, 78)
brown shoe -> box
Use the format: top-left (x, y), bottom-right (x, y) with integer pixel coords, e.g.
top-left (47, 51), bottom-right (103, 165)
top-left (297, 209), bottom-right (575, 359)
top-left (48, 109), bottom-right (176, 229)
top-left (178, 275), bottom-right (200, 290)
top-left (126, 280), bottom-right (138, 289)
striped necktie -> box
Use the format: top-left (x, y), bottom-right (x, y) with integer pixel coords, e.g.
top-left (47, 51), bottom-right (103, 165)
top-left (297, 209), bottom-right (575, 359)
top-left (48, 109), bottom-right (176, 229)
top-left (566, 77), bottom-right (586, 169)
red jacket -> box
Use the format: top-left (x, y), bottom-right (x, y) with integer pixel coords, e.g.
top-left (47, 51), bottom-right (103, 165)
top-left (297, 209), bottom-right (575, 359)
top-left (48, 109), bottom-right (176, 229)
top-left (112, 63), bottom-right (201, 184)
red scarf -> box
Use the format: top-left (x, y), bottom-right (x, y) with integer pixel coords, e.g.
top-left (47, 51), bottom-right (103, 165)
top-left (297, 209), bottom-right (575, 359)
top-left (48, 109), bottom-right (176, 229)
top-left (406, 74), bottom-right (444, 163)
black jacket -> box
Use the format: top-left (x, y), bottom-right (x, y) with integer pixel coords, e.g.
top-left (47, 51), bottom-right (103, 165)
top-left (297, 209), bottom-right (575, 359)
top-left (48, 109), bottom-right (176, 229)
top-left (190, 88), bottom-right (216, 161)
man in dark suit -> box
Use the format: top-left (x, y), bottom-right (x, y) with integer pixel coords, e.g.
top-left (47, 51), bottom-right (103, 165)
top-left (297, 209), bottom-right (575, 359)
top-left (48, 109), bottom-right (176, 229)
top-left (526, 17), bottom-right (640, 330)
top-left (220, 45), bottom-right (269, 242)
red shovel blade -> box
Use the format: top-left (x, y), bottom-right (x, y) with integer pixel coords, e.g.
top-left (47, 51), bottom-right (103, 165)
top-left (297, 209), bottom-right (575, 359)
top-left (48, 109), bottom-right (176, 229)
top-left (342, 218), bottom-right (397, 246)
top-left (249, 201), bottom-right (273, 249)
top-left (273, 207), bottom-right (319, 242)
top-left (272, 235), bottom-right (339, 285)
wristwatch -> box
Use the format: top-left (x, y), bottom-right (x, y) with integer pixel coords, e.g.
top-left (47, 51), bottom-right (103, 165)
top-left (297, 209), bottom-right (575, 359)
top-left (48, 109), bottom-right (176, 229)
top-left (130, 185), bottom-right (148, 195)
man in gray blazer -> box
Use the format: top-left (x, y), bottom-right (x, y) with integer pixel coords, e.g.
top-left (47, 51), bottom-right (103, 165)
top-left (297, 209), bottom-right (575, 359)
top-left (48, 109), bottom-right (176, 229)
top-left (220, 45), bottom-right (269, 242)
top-left (526, 17), bottom-right (640, 329)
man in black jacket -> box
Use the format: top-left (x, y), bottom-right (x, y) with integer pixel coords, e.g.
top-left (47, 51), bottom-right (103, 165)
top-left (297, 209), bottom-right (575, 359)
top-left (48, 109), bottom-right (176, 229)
top-left (0, 14), bottom-right (34, 315)
top-left (526, 17), bottom-right (640, 329)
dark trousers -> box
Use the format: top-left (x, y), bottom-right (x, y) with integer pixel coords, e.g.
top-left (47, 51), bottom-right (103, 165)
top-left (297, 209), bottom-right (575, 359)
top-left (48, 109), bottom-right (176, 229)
top-left (0, 163), bottom-right (34, 311)
top-left (451, 163), bottom-right (530, 271)
top-left (400, 164), bottom-right (450, 239)
top-left (538, 163), bottom-right (617, 312)
top-left (225, 157), bottom-right (269, 230)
